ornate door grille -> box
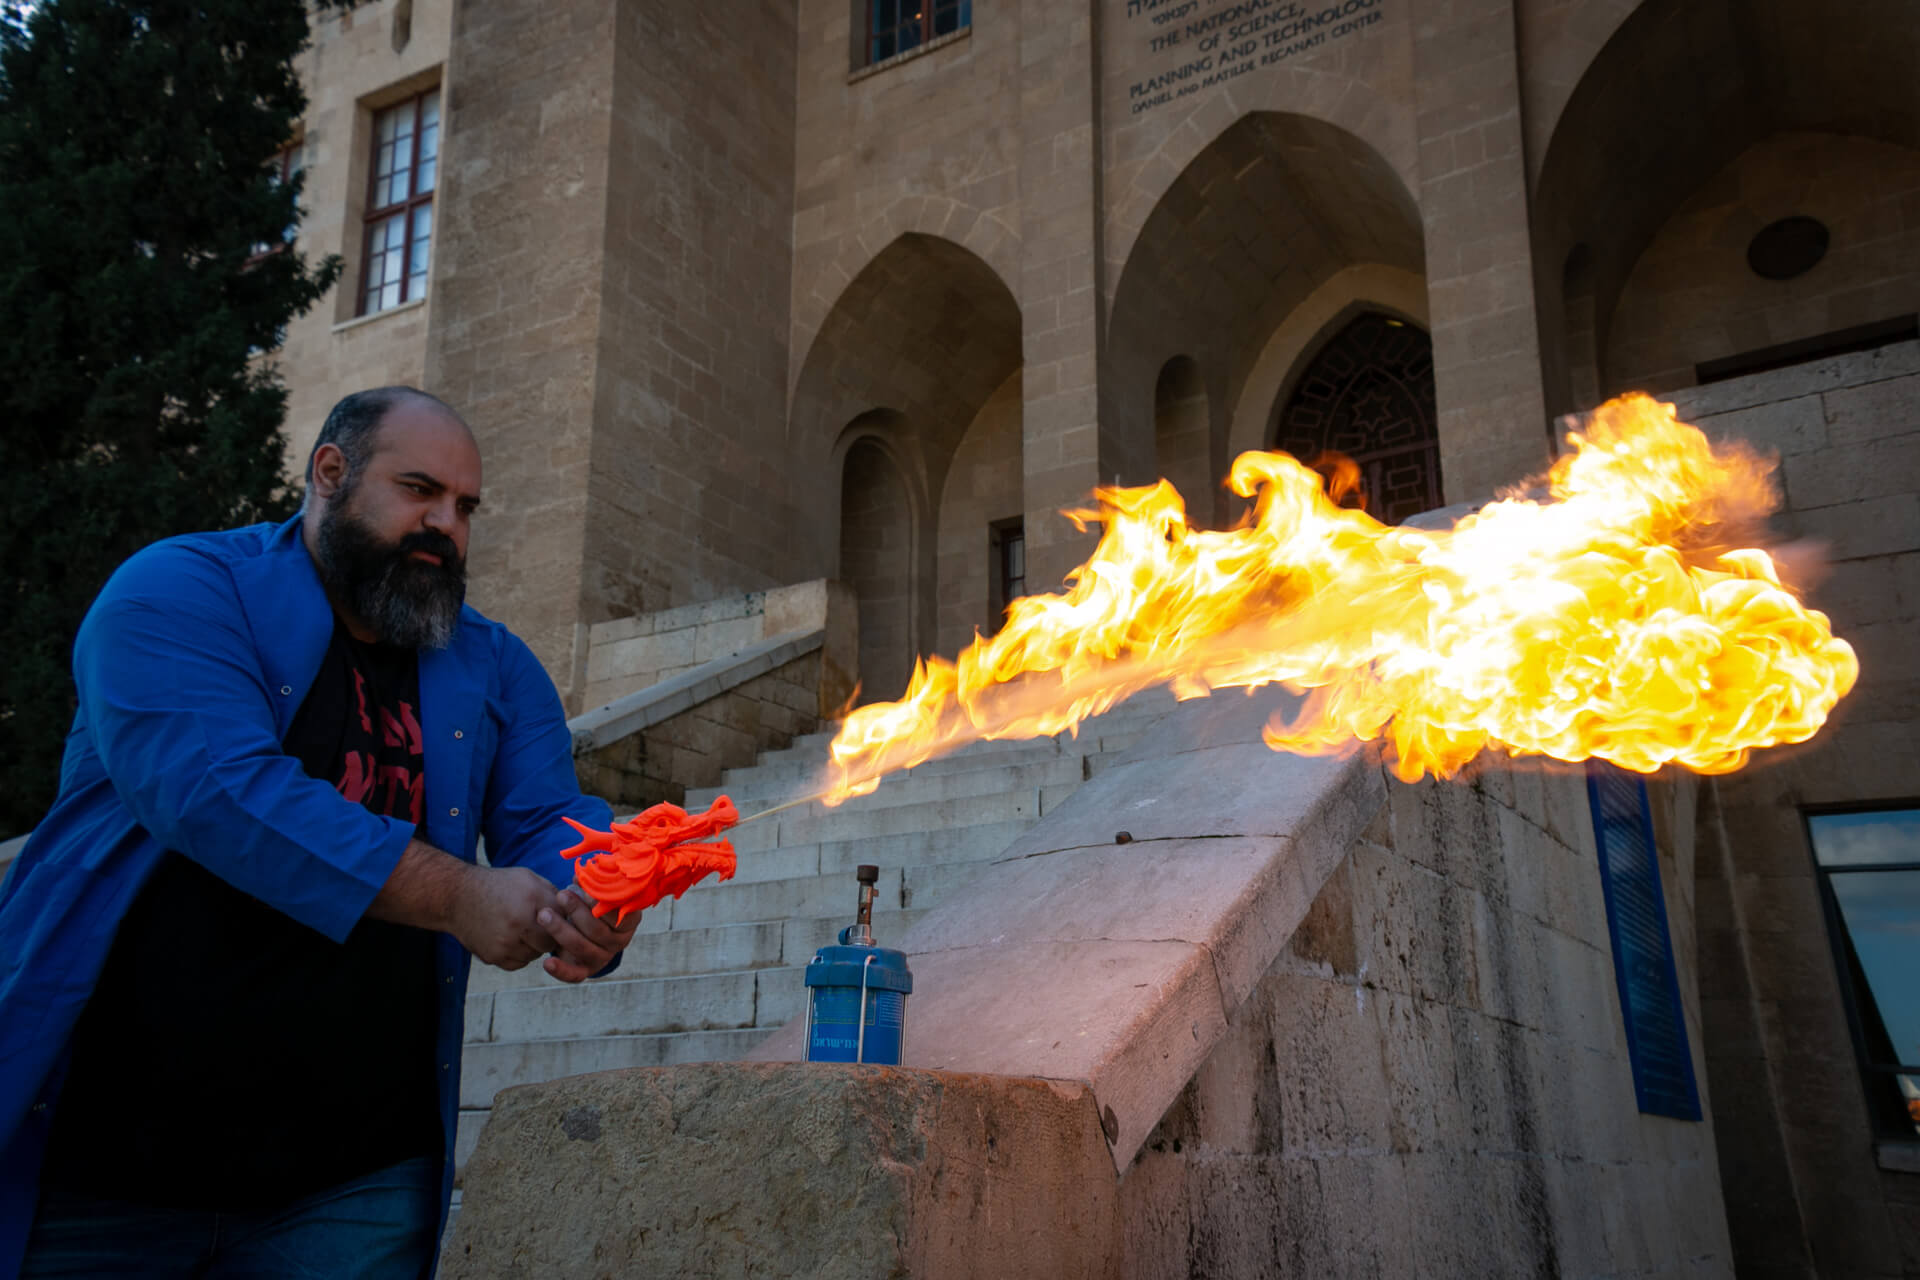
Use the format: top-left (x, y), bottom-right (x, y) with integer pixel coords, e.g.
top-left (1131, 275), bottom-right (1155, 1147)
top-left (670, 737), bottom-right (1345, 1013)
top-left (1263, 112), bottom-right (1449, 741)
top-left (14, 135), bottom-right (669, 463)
top-left (1272, 313), bottom-right (1441, 524)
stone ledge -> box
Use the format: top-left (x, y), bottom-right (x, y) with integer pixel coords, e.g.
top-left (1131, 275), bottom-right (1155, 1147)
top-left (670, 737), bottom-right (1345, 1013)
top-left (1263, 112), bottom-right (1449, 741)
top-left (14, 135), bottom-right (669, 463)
top-left (1664, 339), bottom-right (1920, 417)
top-left (749, 686), bottom-right (1385, 1171)
top-left (569, 628), bottom-right (825, 755)
top-left (442, 1061), bottom-right (1119, 1280)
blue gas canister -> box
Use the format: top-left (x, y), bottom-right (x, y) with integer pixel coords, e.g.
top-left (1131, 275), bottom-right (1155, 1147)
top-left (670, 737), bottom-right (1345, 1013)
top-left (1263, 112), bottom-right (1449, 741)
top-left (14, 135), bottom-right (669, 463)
top-left (804, 864), bottom-right (913, 1064)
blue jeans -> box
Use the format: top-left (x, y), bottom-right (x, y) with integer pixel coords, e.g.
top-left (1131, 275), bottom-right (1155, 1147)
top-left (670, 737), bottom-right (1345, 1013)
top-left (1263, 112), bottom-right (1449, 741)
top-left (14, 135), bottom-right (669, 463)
top-left (21, 1156), bottom-right (441, 1279)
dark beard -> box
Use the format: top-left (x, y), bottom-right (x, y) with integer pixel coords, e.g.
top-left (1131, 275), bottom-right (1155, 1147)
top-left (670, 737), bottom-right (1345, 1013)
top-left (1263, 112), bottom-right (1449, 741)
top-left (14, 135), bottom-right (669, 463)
top-left (314, 498), bottom-right (467, 650)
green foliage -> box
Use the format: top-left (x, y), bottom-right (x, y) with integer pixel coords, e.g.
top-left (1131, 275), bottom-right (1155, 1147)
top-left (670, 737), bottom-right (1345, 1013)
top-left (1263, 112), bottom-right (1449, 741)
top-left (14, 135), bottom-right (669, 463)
top-left (0, 0), bottom-right (347, 836)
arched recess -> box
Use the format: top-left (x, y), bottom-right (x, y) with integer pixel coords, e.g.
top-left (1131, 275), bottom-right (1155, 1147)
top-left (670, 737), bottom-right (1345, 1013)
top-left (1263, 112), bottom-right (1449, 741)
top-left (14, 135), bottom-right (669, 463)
top-left (1606, 131), bottom-right (1920, 390)
top-left (1107, 112), bottom-right (1426, 503)
top-left (1530, 0), bottom-right (1920, 412)
top-left (789, 233), bottom-right (1023, 700)
top-left (836, 420), bottom-right (921, 704)
top-left (789, 197), bottom-right (1022, 407)
top-left (934, 369), bottom-right (1024, 656)
top-left (1154, 356), bottom-right (1213, 527)
top-left (1270, 312), bottom-right (1440, 525)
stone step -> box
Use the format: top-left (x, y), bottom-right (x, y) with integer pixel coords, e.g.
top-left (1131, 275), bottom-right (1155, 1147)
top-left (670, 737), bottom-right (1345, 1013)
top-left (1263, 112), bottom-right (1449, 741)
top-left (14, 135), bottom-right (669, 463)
top-left (686, 813), bottom-right (1037, 891)
top-left (459, 1028), bottom-right (770, 1109)
top-left (720, 738), bottom-right (1071, 789)
top-left (465, 909), bottom-right (929, 997)
top-left (469, 965), bottom-right (808, 1046)
top-left (766, 785), bottom-right (1075, 850)
top-left (743, 703), bottom-right (1165, 770)
top-left (812, 818), bottom-right (1033, 878)
top-left (685, 755), bottom-right (1088, 815)
top-left (667, 865), bottom-right (908, 930)
top-left (775, 691), bottom-right (1179, 754)
top-left (665, 831), bottom-right (1026, 930)
top-left (464, 683), bottom-right (1180, 1146)
top-left (777, 907), bottom-right (929, 958)
top-left (715, 785), bottom-right (1062, 858)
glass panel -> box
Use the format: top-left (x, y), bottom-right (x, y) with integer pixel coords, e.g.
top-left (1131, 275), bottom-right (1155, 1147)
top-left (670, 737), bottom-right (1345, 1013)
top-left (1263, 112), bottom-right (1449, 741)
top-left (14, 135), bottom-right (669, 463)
top-left (408, 204), bottom-right (433, 295)
top-left (1810, 809), bottom-right (1920, 867)
top-left (373, 138), bottom-right (396, 208)
top-left (1830, 868), bottom-right (1920, 1068)
top-left (363, 214), bottom-right (406, 314)
top-left (417, 91), bottom-right (441, 193)
top-left (372, 100), bottom-right (416, 209)
top-left (1002, 528), bottom-right (1025, 601)
top-left (897, 16), bottom-right (923, 53)
top-left (934, 0), bottom-right (960, 36)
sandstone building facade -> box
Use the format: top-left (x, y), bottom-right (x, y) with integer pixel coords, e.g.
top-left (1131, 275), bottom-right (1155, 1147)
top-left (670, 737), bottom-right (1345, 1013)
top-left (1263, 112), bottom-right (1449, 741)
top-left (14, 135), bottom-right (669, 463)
top-left (272, 0), bottom-right (1918, 1273)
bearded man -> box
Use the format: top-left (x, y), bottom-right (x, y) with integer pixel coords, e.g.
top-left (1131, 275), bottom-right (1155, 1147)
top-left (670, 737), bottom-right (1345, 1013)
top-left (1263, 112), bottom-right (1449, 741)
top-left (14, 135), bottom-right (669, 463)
top-left (0, 387), bottom-right (638, 1278)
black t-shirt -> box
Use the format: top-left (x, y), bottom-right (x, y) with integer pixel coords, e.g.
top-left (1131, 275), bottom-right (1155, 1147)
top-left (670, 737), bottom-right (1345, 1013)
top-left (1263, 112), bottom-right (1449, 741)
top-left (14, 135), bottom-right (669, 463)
top-left (43, 618), bottom-right (443, 1208)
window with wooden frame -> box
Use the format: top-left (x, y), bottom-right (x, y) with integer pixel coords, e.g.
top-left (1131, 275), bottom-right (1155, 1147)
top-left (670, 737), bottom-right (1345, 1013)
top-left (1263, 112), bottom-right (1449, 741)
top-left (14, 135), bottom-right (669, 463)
top-left (1806, 805), bottom-right (1920, 1141)
top-left (863, 0), bottom-right (971, 67)
top-left (359, 88), bottom-right (439, 316)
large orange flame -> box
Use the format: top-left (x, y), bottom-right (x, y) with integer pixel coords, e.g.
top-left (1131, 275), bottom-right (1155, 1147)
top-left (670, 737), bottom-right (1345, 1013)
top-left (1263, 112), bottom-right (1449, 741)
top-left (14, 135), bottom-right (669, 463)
top-left (823, 393), bottom-right (1858, 799)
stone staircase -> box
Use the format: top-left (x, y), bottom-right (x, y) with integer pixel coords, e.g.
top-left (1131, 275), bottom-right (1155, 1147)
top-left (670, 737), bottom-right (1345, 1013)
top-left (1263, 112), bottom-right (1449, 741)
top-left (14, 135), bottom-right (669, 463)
top-left (453, 690), bottom-right (1179, 1177)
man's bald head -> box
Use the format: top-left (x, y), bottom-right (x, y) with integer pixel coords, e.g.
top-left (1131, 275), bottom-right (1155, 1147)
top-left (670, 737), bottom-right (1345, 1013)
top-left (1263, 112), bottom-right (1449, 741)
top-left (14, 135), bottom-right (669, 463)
top-left (304, 386), bottom-right (471, 500)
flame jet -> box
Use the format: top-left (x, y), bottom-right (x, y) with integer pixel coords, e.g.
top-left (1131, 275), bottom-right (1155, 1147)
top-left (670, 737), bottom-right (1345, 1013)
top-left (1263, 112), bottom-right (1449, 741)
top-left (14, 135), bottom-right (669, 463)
top-left (823, 393), bottom-right (1859, 799)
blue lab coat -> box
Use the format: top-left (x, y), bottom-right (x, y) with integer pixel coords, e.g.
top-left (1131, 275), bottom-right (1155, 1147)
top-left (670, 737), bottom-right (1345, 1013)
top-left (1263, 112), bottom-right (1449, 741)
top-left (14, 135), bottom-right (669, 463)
top-left (0, 516), bottom-right (614, 1276)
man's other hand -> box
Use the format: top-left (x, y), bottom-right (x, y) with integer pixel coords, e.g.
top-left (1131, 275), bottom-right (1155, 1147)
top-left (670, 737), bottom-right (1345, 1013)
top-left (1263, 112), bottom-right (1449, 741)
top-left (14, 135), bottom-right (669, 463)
top-left (538, 887), bottom-right (642, 983)
top-left (448, 865), bottom-right (564, 971)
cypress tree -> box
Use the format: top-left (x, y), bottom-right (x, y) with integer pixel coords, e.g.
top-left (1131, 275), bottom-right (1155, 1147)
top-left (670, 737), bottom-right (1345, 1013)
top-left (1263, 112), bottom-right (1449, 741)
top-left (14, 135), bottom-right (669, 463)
top-left (0, 0), bottom-right (345, 835)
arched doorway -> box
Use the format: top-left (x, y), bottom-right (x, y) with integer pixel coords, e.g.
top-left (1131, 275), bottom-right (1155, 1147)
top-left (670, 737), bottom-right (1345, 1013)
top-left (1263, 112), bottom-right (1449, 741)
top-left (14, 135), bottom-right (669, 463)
top-left (1271, 312), bottom-right (1439, 524)
top-left (791, 233), bottom-right (1023, 704)
top-left (1106, 111), bottom-right (1427, 513)
top-left (838, 436), bottom-right (916, 703)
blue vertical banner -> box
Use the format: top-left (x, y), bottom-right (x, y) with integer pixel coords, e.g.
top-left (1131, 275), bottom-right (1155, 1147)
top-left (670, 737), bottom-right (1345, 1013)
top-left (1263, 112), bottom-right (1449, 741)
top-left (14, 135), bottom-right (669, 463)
top-left (1586, 762), bottom-right (1703, 1121)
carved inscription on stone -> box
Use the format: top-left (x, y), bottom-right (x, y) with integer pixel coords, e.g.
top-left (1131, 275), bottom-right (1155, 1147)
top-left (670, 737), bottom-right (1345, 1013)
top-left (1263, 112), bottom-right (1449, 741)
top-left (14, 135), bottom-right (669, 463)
top-left (1123, 0), bottom-right (1385, 116)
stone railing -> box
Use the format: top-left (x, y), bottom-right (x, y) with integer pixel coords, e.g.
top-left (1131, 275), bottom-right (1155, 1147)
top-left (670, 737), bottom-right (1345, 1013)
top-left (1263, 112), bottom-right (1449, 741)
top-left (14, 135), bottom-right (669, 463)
top-left (568, 580), bottom-right (857, 810)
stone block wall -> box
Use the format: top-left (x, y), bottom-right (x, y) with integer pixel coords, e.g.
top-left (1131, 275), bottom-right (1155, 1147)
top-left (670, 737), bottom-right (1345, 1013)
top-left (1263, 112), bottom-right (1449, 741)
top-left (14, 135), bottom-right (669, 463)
top-left (1607, 133), bottom-right (1920, 395)
top-left (579, 579), bottom-right (853, 712)
top-left (573, 578), bottom-right (857, 809)
top-left (576, 651), bottom-right (828, 812)
top-left (273, 0), bottom-right (452, 471)
top-left (420, 0), bottom-right (617, 687)
top-left (1120, 757), bottom-right (1732, 1278)
top-left (1666, 343), bottom-right (1920, 1278)
top-left (586, 0), bottom-right (801, 624)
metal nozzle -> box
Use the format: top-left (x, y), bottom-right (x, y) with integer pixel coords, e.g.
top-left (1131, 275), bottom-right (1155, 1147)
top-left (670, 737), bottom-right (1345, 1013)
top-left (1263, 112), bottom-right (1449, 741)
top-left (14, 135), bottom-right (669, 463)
top-left (846, 863), bottom-right (879, 947)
